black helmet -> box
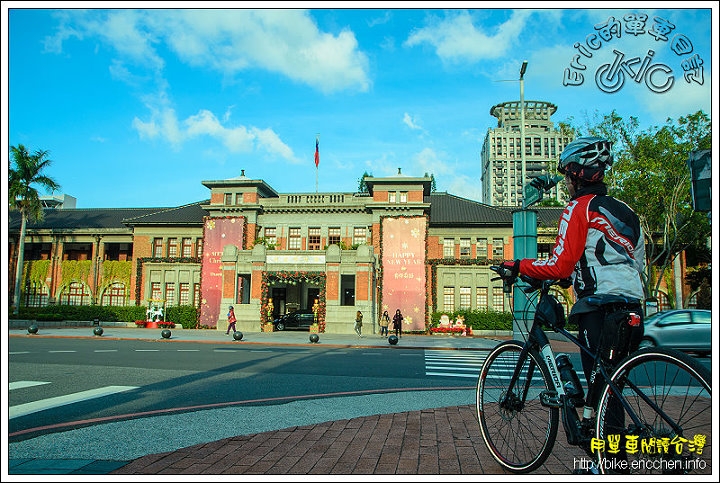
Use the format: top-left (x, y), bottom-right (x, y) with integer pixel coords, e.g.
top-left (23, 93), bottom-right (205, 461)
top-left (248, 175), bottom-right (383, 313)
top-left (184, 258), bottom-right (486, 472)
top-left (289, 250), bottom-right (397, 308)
top-left (558, 136), bottom-right (613, 182)
top-left (229, 306), bottom-right (234, 310)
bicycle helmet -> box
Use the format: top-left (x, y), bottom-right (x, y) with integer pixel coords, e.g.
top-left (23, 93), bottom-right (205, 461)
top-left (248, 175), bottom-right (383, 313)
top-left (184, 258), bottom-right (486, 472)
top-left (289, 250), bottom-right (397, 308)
top-left (558, 136), bottom-right (613, 183)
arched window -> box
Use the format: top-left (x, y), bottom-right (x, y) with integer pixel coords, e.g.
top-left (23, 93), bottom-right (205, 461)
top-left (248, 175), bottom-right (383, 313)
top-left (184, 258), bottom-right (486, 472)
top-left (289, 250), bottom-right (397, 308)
top-left (102, 282), bottom-right (127, 306)
top-left (24, 281), bottom-right (49, 307)
top-left (59, 282), bottom-right (91, 306)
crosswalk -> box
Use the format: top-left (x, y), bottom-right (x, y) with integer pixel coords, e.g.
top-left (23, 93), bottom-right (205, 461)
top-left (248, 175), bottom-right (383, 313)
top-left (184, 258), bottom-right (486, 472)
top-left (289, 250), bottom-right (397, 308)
top-left (424, 350), bottom-right (588, 387)
top-left (424, 350), bottom-right (487, 379)
top-left (8, 381), bottom-right (138, 419)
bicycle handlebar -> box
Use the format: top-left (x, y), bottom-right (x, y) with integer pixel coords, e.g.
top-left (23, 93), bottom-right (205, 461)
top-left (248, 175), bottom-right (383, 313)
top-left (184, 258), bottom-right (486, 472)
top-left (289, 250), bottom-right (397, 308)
top-left (490, 265), bottom-right (571, 294)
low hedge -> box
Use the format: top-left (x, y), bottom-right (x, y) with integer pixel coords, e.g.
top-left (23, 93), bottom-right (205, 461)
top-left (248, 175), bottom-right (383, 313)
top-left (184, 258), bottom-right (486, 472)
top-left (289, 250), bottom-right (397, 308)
top-left (14, 305), bottom-right (200, 329)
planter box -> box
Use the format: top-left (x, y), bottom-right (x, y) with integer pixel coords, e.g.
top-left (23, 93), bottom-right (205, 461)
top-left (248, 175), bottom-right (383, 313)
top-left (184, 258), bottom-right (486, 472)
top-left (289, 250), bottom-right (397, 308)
top-left (309, 325), bottom-right (319, 334)
top-left (262, 324), bottom-right (274, 332)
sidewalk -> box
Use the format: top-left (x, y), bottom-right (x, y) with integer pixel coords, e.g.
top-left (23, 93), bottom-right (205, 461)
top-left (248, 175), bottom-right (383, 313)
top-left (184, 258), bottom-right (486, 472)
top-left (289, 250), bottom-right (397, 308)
top-left (8, 325), bottom-right (582, 477)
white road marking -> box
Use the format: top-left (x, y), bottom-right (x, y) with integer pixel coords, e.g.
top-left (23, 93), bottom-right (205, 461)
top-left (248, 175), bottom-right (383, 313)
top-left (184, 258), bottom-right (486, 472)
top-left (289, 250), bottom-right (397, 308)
top-left (9, 381), bottom-right (51, 390)
top-left (9, 386), bottom-right (138, 419)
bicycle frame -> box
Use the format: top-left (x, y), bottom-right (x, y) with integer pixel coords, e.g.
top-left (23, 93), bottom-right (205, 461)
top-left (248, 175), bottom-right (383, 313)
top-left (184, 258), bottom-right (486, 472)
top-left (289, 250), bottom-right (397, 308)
top-left (502, 275), bottom-right (684, 448)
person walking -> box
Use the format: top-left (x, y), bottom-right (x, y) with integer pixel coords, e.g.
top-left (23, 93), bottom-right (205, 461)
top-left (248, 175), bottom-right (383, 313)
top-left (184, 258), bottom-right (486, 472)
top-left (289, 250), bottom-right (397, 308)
top-left (379, 310), bottom-right (390, 337)
top-left (392, 308), bottom-right (403, 338)
top-left (354, 310), bottom-right (364, 337)
top-left (226, 305), bottom-right (237, 335)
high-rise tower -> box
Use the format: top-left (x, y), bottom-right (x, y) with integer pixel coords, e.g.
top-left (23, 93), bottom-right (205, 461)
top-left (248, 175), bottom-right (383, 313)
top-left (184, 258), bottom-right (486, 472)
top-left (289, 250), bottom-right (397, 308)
top-left (481, 100), bottom-right (572, 206)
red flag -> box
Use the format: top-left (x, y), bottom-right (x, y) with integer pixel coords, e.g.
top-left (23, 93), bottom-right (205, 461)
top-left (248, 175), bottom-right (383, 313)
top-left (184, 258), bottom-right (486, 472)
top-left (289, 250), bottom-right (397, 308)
top-left (314, 138), bottom-right (320, 168)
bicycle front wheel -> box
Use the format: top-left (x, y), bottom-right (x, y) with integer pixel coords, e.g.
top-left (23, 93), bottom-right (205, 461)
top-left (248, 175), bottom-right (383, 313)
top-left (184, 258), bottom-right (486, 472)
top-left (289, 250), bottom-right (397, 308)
top-left (476, 340), bottom-right (559, 473)
top-left (595, 347), bottom-right (712, 475)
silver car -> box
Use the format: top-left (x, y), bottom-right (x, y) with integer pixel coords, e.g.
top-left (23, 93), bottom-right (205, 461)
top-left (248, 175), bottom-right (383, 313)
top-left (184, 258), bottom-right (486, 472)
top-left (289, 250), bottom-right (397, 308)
top-left (639, 309), bottom-right (712, 357)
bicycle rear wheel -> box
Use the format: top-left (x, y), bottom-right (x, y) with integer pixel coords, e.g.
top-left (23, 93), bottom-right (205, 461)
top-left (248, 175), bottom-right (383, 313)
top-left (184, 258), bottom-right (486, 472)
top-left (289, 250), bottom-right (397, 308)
top-left (476, 340), bottom-right (559, 473)
top-left (595, 347), bottom-right (712, 475)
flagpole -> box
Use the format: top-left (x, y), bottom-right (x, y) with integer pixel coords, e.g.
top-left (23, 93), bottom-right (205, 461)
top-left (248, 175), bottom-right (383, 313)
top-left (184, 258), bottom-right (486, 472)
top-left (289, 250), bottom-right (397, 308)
top-left (315, 134), bottom-right (320, 193)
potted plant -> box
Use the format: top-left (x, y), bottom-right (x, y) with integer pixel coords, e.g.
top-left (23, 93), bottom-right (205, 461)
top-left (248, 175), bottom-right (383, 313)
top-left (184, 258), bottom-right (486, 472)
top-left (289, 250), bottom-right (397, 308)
top-left (309, 323), bottom-right (319, 334)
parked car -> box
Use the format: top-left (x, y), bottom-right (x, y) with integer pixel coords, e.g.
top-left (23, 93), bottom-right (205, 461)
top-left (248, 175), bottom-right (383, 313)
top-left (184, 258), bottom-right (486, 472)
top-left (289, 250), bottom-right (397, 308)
top-left (639, 309), bottom-right (712, 357)
top-left (273, 309), bottom-right (315, 331)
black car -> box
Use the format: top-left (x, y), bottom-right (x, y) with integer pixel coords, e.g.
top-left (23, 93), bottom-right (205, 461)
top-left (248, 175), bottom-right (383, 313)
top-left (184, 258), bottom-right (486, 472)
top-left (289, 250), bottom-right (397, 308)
top-left (273, 309), bottom-right (316, 331)
top-left (639, 309), bottom-right (712, 357)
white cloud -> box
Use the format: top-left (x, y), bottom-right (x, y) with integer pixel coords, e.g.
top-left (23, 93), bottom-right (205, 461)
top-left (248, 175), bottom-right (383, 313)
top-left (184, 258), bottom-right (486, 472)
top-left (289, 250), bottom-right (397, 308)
top-left (404, 10), bottom-right (533, 63)
top-left (402, 112), bottom-right (423, 130)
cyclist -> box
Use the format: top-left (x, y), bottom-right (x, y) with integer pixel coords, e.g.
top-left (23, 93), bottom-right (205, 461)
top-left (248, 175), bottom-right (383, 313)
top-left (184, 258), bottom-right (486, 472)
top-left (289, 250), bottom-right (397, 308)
top-left (500, 137), bottom-right (646, 470)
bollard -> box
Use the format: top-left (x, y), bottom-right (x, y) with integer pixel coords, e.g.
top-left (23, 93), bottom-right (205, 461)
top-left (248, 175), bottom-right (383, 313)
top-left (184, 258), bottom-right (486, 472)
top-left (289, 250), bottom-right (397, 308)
top-left (161, 329), bottom-right (171, 339)
top-left (388, 335), bottom-right (399, 345)
top-left (28, 324), bottom-right (39, 335)
top-left (309, 333), bottom-right (319, 343)
top-left (233, 331), bottom-right (243, 341)
top-left (93, 326), bottom-right (104, 336)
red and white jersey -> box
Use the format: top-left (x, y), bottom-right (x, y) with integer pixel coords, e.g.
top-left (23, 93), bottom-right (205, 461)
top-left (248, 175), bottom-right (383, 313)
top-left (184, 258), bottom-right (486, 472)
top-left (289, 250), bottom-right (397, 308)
top-left (519, 187), bottom-right (645, 300)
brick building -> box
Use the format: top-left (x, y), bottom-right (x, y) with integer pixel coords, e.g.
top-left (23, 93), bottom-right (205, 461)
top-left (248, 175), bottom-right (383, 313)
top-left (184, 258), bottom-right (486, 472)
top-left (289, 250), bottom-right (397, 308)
top-left (8, 171), bottom-right (566, 333)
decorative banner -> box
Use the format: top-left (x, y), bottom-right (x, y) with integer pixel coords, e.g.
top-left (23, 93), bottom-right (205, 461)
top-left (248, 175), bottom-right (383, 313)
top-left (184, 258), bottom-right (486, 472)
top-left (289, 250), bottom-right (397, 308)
top-left (200, 216), bottom-right (244, 327)
top-left (381, 216), bottom-right (426, 331)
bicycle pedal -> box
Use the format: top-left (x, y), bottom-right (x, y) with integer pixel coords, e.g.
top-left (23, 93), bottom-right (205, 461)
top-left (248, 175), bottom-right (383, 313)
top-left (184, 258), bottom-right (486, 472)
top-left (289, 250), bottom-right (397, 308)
top-left (540, 390), bottom-right (562, 408)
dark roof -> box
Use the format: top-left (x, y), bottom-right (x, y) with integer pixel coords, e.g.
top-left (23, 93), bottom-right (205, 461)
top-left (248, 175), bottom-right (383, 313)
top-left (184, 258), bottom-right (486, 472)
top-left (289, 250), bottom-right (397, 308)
top-left (428, 192), bottom-right (512, 226)
top-left (7, 207), bottom-right (170, 231)
top-left (8, 195), bottom-right (563, 232)
top-left (122, 201), bottom-right (209, 226)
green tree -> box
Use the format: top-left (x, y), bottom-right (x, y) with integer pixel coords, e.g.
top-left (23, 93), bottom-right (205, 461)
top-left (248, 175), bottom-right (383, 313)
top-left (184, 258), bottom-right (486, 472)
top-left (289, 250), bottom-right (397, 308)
top-left (357, 171), bottom-right (372, 193)
top-left (9, 144), bottom-right (60, 315)
top-left (576, 110), bottom-right (711, 305)
top-left (423, 172), bottom-right (437, 192)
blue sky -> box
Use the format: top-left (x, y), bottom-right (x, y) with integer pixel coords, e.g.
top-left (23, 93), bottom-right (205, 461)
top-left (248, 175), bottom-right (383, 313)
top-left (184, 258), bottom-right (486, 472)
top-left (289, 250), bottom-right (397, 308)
top-left (4, 4), bottom-right (717, 208)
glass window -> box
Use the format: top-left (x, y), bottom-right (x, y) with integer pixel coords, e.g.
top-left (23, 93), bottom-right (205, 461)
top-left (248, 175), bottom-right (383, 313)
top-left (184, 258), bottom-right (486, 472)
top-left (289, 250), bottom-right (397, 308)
top-left (151, 282), bottom-right (162, 300)
top-left (492, 287), bottom-right (504, 312)
top-left (224, 193), bottom-right (232, 205)
top-left (196, 238), bottom-right (204, 258)
top-left (308, 227), bottom-right (321, 250)
top-left (165, 283), bottom-right (175, 306)
top-left (288, 227), bottom-right (302, 250)
top-left (476, 287), bottom-right (488, 310)
top-left (460, 286), bottom-right (471, 309)
top-left (264, 227), bottom-right (277, 247)
top-left (443, 287), bottom-right (455, 312)
top-left (493, 238), bottom-right (504, 259)
top-left (389, 192), bottom-right (396, 203)
top-left (181, 238), bottom-right (193, 257)
top-left (328, 227), bottom-right (341, 246)
top-left (476, 238), bottom-right (488, 259)
top-left (235, 193), bottom-right (242, 205)
top-left (179, 283), bottom-right (190, 306)
top-left (460, 238), bottom-right (471, 258)
top-left (193, 283), bottom-right (201, 307)
top-left (24, 281), bottom-right (49, 307)
top-left (168, 238), bottom-right (178, 257)
top-left (101, 282), bottom-right (126, 306)
top-left (400, 192), bottom-right (408, 203)
top-left (153, 238), bottom-right (163, 257)
top-left (353, 227), bottom-right (366, 246)
top-left (443, 238), bottom-right (455, 258)
top-left (61, 282), bottom-right (90, 306)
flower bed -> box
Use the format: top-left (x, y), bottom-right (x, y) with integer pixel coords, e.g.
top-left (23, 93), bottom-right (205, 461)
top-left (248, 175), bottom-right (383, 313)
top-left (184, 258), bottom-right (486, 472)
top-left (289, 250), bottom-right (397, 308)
top-left (135, 320), bottom-right (175, 328)
top-left (430, 326), bottom-right (465, 334)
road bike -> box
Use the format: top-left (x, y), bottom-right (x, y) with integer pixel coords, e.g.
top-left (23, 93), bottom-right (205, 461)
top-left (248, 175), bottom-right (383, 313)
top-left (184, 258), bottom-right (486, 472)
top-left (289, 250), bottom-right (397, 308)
top-left (476, 266), bottom-right (712, 474)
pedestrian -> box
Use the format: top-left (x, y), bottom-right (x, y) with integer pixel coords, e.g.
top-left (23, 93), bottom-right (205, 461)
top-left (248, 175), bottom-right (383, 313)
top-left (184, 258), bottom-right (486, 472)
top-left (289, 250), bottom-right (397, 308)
top-left (226, 305), bottom-right (237, 335)
top-left (379, 310), bottom-right (390, 337)
top-left (354, 310), bottom-right (364, 337)
top-left (499, 137), bottom-right (645, 474)
top-left (392, 308), bottom-right (403, 338)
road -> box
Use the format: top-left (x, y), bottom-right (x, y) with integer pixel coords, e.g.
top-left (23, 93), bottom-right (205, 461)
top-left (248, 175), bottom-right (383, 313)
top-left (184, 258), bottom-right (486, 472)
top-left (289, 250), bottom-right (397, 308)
top-left (8, 337), bottom-right (484, 442)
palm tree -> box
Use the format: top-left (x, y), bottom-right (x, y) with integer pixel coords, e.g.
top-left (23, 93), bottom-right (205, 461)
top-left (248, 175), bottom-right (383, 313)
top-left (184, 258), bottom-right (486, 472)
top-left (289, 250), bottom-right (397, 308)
top-left (9, 144), bottom-right (60, 315)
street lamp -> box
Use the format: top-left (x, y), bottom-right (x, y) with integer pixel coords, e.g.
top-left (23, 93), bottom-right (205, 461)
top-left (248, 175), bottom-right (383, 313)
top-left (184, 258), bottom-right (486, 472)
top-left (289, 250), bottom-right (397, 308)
top-left (519, 60), bottom-right (528, 205)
